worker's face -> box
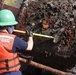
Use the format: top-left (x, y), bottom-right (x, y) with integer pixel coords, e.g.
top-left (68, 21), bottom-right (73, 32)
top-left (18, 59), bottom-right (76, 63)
top-left (42, 20), bottom-right (49, 29)
top-left (8, 26), bottom-right (14, 34)
top-left (42, 24), bottom-right (49, 29)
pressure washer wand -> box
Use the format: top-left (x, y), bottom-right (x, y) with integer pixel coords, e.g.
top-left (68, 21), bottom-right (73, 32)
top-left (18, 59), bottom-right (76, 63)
top-left (14, 29), bottom-right (54, 39)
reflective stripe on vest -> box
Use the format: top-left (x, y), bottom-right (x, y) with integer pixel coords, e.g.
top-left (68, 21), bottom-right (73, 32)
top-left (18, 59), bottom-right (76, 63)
top-left (0, 33), bottom-right (20, 73)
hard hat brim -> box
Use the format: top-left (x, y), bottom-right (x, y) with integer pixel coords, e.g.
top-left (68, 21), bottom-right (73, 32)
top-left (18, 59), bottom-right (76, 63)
top-left (0, 21), bottom-right (18, 26)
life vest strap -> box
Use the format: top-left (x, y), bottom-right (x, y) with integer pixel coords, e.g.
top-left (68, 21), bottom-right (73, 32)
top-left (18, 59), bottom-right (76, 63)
top-left (0, 56), bottom-right (18, 62)
top-left (0, 56), bottom-right (19, 70)
top-left (0, 63), bottom-right (20, 70)
top-left (5, 59), bottom-right (9, 70)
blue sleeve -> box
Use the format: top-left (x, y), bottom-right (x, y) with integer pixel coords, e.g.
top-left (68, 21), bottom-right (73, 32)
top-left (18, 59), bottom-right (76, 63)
top-left (12, 36), bottom-right (28, 52)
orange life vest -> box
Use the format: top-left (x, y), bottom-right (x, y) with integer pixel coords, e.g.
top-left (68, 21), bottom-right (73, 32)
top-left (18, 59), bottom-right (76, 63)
top-left (0, 32), bottom-right (20, 73)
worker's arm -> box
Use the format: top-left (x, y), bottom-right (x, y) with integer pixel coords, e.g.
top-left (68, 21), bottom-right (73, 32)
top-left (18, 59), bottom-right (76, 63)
top-left (26, 37), bottom-right (33, 51)
top-left (12, 31), bottom-right (33, 52)
top-left (25, 30), bottom-right (33, 51)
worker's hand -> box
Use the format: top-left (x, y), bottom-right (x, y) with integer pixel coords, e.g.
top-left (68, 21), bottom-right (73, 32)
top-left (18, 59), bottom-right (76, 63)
top-left (26, 30), bottom-right (33, 37)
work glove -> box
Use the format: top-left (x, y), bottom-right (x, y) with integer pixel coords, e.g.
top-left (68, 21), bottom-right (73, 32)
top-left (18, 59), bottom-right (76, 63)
top-left (26, 30), bottom-right (33, 37)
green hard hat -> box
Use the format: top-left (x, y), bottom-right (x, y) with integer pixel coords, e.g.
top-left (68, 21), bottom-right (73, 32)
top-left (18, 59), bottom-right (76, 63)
top-left (0, 9), bottom-right (18, 26)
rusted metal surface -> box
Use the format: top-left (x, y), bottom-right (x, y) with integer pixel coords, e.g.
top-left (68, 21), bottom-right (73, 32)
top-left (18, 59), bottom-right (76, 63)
top-left (14, 0), bottom-right (76, 72)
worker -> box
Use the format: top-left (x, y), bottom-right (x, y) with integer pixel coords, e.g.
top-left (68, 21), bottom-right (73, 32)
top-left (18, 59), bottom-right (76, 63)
top-left (0, 9), bottom-right (33, 75)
